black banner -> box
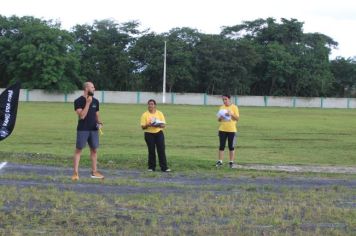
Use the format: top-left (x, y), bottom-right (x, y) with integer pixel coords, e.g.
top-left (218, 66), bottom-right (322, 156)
top-left (0, 82), bottom-right (21, 141)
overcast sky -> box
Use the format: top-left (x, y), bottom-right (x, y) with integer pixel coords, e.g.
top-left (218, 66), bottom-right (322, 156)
top-left (2, 0), bottom-right (356, 59)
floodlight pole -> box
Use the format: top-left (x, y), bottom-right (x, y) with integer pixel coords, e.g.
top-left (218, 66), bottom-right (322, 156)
top-left (162, 41), bottom-right (167, 103)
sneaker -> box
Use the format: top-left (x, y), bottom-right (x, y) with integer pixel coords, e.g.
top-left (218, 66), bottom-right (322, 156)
top-left (71, 172), bottom-right (79, 181)
top-left (91, 171), bottom-right (104, 179)
top-left (162, 168), bottom-right (171, 172)
top-left (229, 161), bottom-right (234, 168)
top-left (148, 169), bottom-right (154, 172)
top-left (216, 160), bottom-right (223, 167)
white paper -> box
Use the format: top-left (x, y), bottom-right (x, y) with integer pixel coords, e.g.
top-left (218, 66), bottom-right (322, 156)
top-left (151, 118), bottom-right (165, 127)
top-left (217, 109), bottom-right (231, 121)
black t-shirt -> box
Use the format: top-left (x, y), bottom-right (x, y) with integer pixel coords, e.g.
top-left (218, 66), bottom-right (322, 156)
top-left (74, 96), bottom-right (99, 131)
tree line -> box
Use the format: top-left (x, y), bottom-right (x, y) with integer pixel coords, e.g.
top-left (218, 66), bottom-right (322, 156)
top-left (1, 15), bottom-right (355, 97)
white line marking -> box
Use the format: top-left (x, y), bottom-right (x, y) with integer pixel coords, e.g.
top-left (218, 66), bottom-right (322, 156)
top-left (0, 162), bottom-right (8, 170)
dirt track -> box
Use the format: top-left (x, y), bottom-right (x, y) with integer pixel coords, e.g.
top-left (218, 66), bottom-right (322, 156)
top-left (1, 162), bottom-right (355, 195)
top-left (234, 164), bottom-right (356, 174)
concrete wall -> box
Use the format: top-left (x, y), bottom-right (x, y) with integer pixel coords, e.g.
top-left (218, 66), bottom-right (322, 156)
top-left (1, 88), bottom-right (355, 108)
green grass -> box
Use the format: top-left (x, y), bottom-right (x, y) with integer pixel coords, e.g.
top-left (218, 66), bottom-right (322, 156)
top-left (0, 102), bottom-right (355, 170)
top-left (1, 102), bottom-right (356, 235)
top-left (1, 185), bottom-right (355, 235)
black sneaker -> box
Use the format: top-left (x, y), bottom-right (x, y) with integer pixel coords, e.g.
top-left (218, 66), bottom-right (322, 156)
top-left (162, 168), bottom-right (171, 172)
top-left (229, 161), bottom-right (234, 168)
top-left (216, 160), bottom-right (223, 167)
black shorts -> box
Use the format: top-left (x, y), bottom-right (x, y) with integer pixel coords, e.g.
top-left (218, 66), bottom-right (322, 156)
top-left (219, 131), bottom-right (237, 151)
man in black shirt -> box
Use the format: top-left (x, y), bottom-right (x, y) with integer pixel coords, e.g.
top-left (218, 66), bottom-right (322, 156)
top-left (72, 82), bottom-right (104, 180)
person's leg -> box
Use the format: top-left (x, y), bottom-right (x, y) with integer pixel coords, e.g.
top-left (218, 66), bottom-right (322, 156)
top-left (155, 131), bottom-right (168, 171)
top-left (90, 148), bottom-right (98, 172)
top-left (88, 131), bottom-right (104, 178)
top-left (73, 131), bottom-right (89, 180)
top-left (219, 150), bottom-right (224, 161)
top-left (88, 131), bottom-right (99, 172)
top-left (73, 148), bottom-right (82, 174)
top-left (217, 131), bottom-right (228, 165)
top-left (229, 150), bottom-right (235, 162)
top-left (72, 148), bottom-right (81, 181)
top-left (227, 132), bottom-right (236, 167)
top-left (228, 149), bottom-right (235, 168)
top-left (89, 147), bottom-right (104, 178)
top-left (144, 132), bottom-right (156, 170)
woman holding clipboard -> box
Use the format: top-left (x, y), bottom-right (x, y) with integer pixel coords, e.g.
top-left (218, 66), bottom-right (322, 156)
top-left (216, 95), bottom-right (239, 168)
top-left (140, 99), bottom-right (171, 172)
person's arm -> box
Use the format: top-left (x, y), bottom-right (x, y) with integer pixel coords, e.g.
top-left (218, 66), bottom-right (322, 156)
top-left (96, 112), bottom-right (103, 126)
top-left (141, 123), bottom-right (150, 129)
top-left (228, 107), bottom-right (239, 121)
top-left (158, 112), bottom-right (166, 128)
top-left (76, 96), bottom-right (92, 120)
top-left (141, 113), bottom-right (150, 130)
top-left (229, 112), bottom-right (239, 121)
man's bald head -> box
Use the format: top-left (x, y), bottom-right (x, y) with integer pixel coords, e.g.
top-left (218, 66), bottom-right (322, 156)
top-left (83, 82), bottom-right (94, 90)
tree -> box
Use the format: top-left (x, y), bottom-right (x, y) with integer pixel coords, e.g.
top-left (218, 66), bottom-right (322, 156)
top-left (221, 18), bottom-right (338, 96)
top-left (72, 19), bottom-right (140, 91)
top-left (0, 15), bottom-right (82, 92)
top-left (2, 14), bottom-right (350, 97)
top-left (194, 34), bottom-right (259, 95)
top-left (130, 32), bottom-right (166, 92)
top-left (259, 42), bottom-right (296, 95)
top-left (330, 57), bottom-right (356, 97)
top-left (164, 27), bottom-right (201, 93)
top-left (294, 33), bottom-right (336, 96)
top-left (130, 27), bottom-right (202, 93)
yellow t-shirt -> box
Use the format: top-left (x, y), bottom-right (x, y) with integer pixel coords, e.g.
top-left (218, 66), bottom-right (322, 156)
top-left (140, 110), bottom-right (166, 133)
top-left (218, 104), bottom-right (239, 132)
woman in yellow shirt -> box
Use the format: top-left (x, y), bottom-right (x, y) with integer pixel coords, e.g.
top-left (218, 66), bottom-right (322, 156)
top-left (140, 99), bottom-right (170, 172)
top-left (216, 95), bottom-right (239, 168)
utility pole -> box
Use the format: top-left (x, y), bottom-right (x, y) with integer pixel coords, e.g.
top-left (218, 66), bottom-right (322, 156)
top-left (162, 41), bottom-right (167, 103)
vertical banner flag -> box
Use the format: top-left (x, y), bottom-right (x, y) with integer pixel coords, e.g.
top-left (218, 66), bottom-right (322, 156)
top-left (0, 82), bottom-right (21, 141)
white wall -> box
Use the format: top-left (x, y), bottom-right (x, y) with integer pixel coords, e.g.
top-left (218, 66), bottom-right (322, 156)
top-left (237, 96), bottom-right (266, 107)
top-left (1, 88), bottom-right (355, 108)
top-left (174, 93), bottom-right (204, 105)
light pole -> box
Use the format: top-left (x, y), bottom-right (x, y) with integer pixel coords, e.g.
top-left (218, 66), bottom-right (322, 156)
top-left (162, 41), bottom-right (167, 103)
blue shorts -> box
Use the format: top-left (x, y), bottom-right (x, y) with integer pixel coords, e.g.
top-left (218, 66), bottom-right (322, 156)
top-left (76, 131), bottom-right (99, 149)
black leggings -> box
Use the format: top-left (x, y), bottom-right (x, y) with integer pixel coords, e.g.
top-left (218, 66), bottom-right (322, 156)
top-left (219, 131), bottom-right (236, 151)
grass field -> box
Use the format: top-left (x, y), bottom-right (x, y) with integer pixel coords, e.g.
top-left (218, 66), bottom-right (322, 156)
top-left (0, 102), bottom-right (355, 170)
top-left (1, 102), bottom-right (355, 235)
top-left (1, 183), bottom-right (355, 235)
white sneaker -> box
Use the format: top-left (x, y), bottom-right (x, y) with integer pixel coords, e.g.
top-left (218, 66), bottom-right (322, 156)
top-left (91, 171), bottom-right (104, 179)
